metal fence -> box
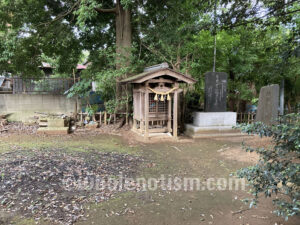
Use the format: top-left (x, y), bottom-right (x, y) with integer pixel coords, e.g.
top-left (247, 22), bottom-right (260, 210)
top-left (0, 77), bottom-right (78, 94)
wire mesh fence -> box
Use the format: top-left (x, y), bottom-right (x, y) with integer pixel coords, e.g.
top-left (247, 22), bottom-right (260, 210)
top-left (8, 77), bottom-right (78, 94)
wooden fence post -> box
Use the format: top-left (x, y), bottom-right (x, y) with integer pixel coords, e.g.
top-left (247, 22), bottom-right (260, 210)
top-left (173, 91), bottom-right (178, 138)
top-left (99, 112), bottom-right (102, 125)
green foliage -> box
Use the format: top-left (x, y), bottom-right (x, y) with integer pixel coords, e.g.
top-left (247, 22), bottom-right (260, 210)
top-left (83, 46), bottom-right (143, 101)
top-left (186, 24), bottom-right (300, 110)
top-left (251, 98), bottom-right (259, 105)
top-left (104, 96), bottom-right (129, 114)
top-left (66, 79), bottom-right (91, 99)
top-left (66, 78), bottom-right (98, 115)
top-left (85, 104), bottom-right (98, 116)
top-left (66, 46), bottom-right (139, 113)
top-left (237, 114), bottom-right (300, 220)
top-left (120, 0), bottom-right (133, 9)
top-left (74, 0), bottom-right (102, 30)
top-left (228, 81), bottom-right (254, 102)
top-left (0, 0), bottom-right (299, 109)
top-left (104, 99), bottom-right (118, 114)
top-left (0, 0), bottom-right (82, 77)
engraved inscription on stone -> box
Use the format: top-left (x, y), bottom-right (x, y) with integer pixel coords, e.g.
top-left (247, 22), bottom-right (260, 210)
top-left (205, 72), bottom-right (228, 112)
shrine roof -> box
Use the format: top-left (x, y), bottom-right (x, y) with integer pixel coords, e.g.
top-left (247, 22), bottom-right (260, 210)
top-left (121, 67), bottom-right (196, 84)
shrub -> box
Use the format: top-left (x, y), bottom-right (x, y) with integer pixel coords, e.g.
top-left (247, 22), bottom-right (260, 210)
top-left (237, 113), bottom-right (300, 220)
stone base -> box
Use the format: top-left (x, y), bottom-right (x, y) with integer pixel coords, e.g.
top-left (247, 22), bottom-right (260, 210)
top-left (185, 112), bottom-right (243, 138)
top-left (47, 119), bottom-right (65, 127)
top-left (131, 129), bottom-right (175, 140)
top-left (37, 127), bottom-right (69, 135)
top-left (185, 124), bottom-right (245, 138)
top-left (193, 112), bottom-right (237, 127)
top-left (85, 123), bottom-right (98, 129)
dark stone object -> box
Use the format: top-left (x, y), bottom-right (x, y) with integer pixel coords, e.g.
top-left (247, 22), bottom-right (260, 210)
top-left (255, 84), bottom-right (279, 125)
top-left (204, 72), bottom-right (228, 112)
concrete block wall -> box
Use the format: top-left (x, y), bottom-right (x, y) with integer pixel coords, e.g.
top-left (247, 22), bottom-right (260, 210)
top-left (0, 94), bottom-right (77, 122)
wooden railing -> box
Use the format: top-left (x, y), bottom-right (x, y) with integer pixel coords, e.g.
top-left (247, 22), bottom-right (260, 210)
top-left (278, 114), bottom-right (300, 124)
top-left (237, 112), bottom-right (256, 124)
top-left (237, 113), bottom-right (299, 124)
top-left (78, 112), bottom-right (128, 126)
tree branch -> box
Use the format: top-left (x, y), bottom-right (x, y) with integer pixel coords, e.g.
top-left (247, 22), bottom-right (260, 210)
top-left (226, 8), bottom-right (300, 29)
top-left (94, 8), bottom-right (117, 14)
top-left (141, 42), bottom-right (173, 67)
top-left (37, 1), bottom-right (80, 27)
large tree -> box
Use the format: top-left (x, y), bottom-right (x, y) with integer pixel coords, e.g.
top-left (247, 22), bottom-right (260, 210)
top-left (1, 0), bottom-right (298, 75)
top-left (0, 0), bottom-right (299, 108)
top-left (78, 0), bottom-right (132, 69)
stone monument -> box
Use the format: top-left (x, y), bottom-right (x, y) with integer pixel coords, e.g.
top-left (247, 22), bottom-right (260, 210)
top-left (205, 72), bottom-right (227, 112)
top-left (255, 84), bottom-right (279, 125)
top-left (185, 72), bottom-right (238, 138)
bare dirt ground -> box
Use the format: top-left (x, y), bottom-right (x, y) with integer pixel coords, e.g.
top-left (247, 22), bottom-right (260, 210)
top-left (0, 130), bottom-right (299, 225)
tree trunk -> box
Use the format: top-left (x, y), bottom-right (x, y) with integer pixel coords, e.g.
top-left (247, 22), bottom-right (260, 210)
top-left (96, 2), bottom-right (132, 100)
top-left (115, 0), bottom-right (132, 99)
top-left (174, 43), bottom-right (181, 71)
top-left (115, 1), bottom-right (132, 68)
top-left (287, 99), bottom-right (292, 113)
top-left (250, 82), bottom-right (257, 97)
top-left (95, 1), bottom-right (132, 113)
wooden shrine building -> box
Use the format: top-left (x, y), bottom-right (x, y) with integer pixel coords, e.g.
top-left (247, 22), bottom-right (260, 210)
top-left (121, 63), bottom-right (196, 138)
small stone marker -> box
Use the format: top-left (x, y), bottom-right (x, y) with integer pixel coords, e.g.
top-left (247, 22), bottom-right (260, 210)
top-left (204, 72), bottom-right (228, 112)
top-left (47, 118), bottom-right (65, 127)
top-left (255, 84), bottom-right (279, 125)
top-left (37, 117), bottom-right (68, 134)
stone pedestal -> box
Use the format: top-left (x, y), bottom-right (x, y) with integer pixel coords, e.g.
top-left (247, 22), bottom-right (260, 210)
top-left (185, 112), bottom-right (242, 138)
top-left (37, 127), bottom-right (69, 135)
top-left (193, 112), bottom-right (236, 127)
top-left (37, 118), bottom-right (69, 135)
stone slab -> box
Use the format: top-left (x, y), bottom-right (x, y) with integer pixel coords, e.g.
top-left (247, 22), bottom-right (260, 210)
top-left (192, 112), bottom-right (237, 127)
top-left (255, 84), bottom-right (279, 125)
top-left (205, 72), bottom-right (228, 112)
top-left (186, 132), bottom-right (247, 138)
top-left (186, 124), bottom-right (235, 131)
top-left (85, 123), bottom-right (98, 129)
top-left (47, 119), bottom-right (65, 128)
top-left (184, 124), bottom-right (245, 138)
top-left (37, 127), bottom-right (69, 135)
top-left (131, 129), bottom-right (174, 140)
